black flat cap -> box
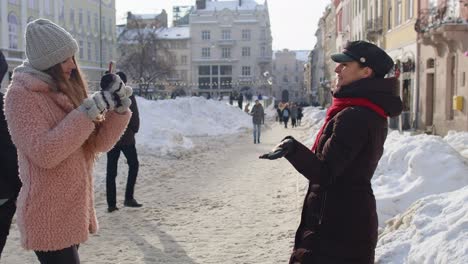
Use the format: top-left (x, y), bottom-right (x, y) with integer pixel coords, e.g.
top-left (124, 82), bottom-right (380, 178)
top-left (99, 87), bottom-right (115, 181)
top-left (331, 41), bottom-right (394, 78)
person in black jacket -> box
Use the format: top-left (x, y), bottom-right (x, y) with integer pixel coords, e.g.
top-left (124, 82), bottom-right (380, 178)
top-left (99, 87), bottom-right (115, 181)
top-left (106, 71), bottom-right (142, 212)
top-left (260, 41), bottom-right (403, 264)
top-left (0, 50), bottom-right (21, 257)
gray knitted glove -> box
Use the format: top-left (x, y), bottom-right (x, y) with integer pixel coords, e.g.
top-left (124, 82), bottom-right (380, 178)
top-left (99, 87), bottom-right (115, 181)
top-left (78, 91), bottom-right (115, 121)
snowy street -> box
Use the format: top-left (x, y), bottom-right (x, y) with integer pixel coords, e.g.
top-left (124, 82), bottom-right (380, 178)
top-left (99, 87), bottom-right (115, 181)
top-left (2, 97), bottom-right (467, 263)
top-left (3, 116), bottom-right (311, 263)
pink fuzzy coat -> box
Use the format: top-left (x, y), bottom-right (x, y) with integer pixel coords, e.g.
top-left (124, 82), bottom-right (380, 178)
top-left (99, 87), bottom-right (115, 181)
top-left (4, 72), bottom-right (131, 251)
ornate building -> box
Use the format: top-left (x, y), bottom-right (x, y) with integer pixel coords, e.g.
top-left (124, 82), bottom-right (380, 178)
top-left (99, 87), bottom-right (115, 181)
top-left (0, 0), bottom-right (116, 89)
top-left (189, 0), bottom-right (273, 98)
top-left (416, 0), bottom-right (468, 135)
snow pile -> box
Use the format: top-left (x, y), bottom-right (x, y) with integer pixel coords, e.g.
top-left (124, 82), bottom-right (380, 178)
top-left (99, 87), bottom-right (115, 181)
top-left (135, 96), bottom-right (251, 155)
top-left (376, 186), bottom-right (468, 264)
top-left (444, 130), bottom-right (468, 159)
top-left (373, 132), bottom-right (468, 226)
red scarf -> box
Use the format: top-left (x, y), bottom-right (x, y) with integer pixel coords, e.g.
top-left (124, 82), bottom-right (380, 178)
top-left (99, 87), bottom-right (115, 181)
top-left (311, 97), bottom-right (388, 152)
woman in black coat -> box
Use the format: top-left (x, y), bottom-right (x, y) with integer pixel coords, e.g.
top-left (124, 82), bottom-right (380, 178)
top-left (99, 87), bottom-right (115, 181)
top-left (261, 41), bottom-right (403, 263)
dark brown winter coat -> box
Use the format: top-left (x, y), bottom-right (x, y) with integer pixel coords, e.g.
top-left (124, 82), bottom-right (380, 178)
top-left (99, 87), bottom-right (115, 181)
top-left (115, 95), bottom-right (139, 146)
top-left (285, 77), bottom-right (402, 263)
top-left (0, 92), bottom-right (21, 200)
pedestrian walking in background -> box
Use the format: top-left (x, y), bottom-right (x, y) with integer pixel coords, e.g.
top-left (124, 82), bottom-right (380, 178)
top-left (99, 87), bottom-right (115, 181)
top-left (237, 94), bottom-right (244, 110)
top-left (297, 106), bottom-right (303, 126)
top-left (106, 71), bottom-right (142, 212)
top-left (0, 50), bottom-right (21, 259)
top-left (250, 99), bottom-right (264, 144)
top-left (290, 103), bottom-right (298, 128)
top-left (282, 104), bottom-right (290, 128)
top-left (3, 19), bottom-right (132, 263)
top-left (260, 40), bottom-right (402, 264)
top-left (244, 103), bottom-right (250, 113)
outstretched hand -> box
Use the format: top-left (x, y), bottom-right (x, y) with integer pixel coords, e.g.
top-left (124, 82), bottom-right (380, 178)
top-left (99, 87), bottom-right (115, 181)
top-left (259, 137), bottom-right (295, 160)
top-left (259, 147), bottom-right (288, 160)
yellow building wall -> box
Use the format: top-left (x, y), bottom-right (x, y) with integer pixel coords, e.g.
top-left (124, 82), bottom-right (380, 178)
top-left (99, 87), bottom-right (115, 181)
top-left (383, 0), bottom-right (418, 50)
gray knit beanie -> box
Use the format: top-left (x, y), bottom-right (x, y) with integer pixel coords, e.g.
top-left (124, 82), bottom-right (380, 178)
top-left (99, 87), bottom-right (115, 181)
top-left (25, 19), bottom-right (78, 71)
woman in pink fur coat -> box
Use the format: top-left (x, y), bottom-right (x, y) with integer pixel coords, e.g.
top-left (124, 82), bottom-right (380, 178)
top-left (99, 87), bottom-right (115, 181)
top-left (4, 19), bottom-right (132, 263)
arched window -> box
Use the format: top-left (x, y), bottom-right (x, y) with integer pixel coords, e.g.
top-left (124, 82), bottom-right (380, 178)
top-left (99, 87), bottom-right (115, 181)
top-left (8, 12), bottom-right (18, 49)
top-left (387, 3), bottom-right (392, 29)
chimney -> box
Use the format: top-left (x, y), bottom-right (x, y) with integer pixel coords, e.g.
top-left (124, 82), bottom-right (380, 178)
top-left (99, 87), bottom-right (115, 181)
top-left (196, 0), bottom-right (206, 10)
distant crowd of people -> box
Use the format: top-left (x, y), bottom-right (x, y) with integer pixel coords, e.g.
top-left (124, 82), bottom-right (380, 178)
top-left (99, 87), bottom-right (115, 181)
top-left (276, 102), bottom-right (303, 129)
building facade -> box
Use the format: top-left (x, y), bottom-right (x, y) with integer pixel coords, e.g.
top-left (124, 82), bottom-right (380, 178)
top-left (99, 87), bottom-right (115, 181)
top-left (0, 0), bottom-right (116, 90)
top-left (384, 0), bottom-right (418, 130)
top-left (416, 0), bottom-right (468, 135)
top-left (272, 49), bottom-right (309, 103)
top-left (189, 0), bottom-right (272, 98)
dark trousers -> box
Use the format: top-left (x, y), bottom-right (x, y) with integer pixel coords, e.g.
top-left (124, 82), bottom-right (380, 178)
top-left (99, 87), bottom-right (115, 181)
top-left (35, 245), bottom-right (80, 264)
top-left (0, 198), bottom-right (16, 257)
top-left (283, 117), bottom-right (290, 128)
top-left (106, 144), bottom-right (139, 207)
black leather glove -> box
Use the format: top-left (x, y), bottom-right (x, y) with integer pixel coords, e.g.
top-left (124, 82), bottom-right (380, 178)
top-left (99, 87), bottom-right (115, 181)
top-left (259, 136), bottom-right (296, 160)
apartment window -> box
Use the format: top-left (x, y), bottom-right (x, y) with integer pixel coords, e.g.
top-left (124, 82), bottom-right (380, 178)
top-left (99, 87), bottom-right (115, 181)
top-left (94, 13), bottom-right (99, 31)
top-left (260, 28), bottom-right (266, 40)
top-left (242, 47), bottom-right (251, 57)
top-left (260, 46), bottom-right (266, 57)
top-left (79, 40), bottom-right (84, 59)
top-left (406, 0), bottom-right (414, 20)
top-left (87, 10), bottom-right (91, 30)
top-left (44, 0), bottom-right (50, 14)
top-left (222, 47), bottom-right (231, 58)
top-left (199, 66), bottom-right (210, 75)
top-left (87, 42), bottom-right (92, 61)
top-left (295, 76), bottom-right (299, 83)
top-left (181, 70), bottom-right (187, 80)
top-left (8, 12), bottom-right (18, 49)
top-left (202, 30), bottom-right (210, 40)
top-left (102, 17), bottom-right (106, 33)
top-left (77, 9), bottom-right (83, 26)
top-left (95, 43), bottom-right (99, 62)
top-left (242, 29), bottom-right (251, 40)
top-left (59, 0), bottom-right (64, 20)
top-left (108, 18), bottom-right (113, 34)
top-left (70, 9), bottom-right (75, 27)
top-left (170, 54), bottom-right (177, 64)
top-left (220, 65), bottom-right (232, 75)
top-left (102, 44), bottom-right (107, 62)
top-left (222, 30), bottom-right (231, 40)
top-left (283, 76), bottom-right (288, 83)
top-left (202, 47), bottom-right (211, 58)
top-left (396, 0), bottom-right (402, 25)
top-left (181, 55), bottom-right (187, 65)
top-left (387, 6), bottom-right (392, 29)
top-left (242, 66), bottom-right (251, 76)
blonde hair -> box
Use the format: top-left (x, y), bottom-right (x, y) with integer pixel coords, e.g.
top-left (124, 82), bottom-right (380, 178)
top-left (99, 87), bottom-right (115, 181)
top-left (45, 57), bottom-right (101, 158)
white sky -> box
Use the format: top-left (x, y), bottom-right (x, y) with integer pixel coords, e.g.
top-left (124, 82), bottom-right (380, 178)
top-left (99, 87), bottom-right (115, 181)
top-left (115, 0), bottom-right (330, 50)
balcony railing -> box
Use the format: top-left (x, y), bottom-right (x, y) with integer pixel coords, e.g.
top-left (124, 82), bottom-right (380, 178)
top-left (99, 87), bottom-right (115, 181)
top-left (365, 16), bottom-right (383, 41)
top-left (366, 16), bottom-right (383, 33)
top-left (415, 3), bottom-right (467, 33)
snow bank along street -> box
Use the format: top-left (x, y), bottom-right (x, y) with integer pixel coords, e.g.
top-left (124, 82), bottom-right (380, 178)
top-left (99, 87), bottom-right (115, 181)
top-left (3, 97), bottom-right (467, 263)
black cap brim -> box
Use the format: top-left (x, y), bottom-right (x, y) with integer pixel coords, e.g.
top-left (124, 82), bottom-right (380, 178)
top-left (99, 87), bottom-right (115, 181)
top-left (331, 53), bottom-right (355, 63)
